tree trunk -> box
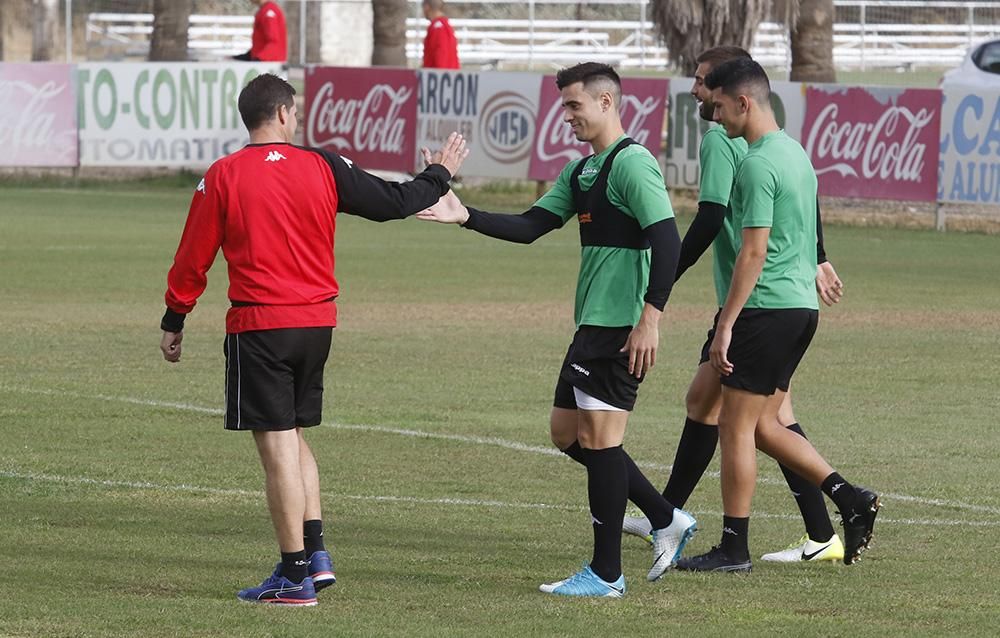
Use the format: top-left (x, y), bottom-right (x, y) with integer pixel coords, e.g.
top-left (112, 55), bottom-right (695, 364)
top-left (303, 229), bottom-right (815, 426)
top-left (0, 7), bottom-right (6, 61)
top-left (790, 0), bottom-right (836, 82)
top-left (371, 0), bottom-right (408, 66)
top-left (32, 0), bottom-right (58, 61)
top-left (288, 1), bottom-right (323, 65)
top-left (149, 0), bottom-right (192, 62)
top-left (650, 0), bottom-right (770, 73)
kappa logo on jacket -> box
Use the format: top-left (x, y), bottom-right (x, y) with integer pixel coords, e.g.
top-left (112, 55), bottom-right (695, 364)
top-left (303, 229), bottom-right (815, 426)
top-left (265, 150), bottom-right (287, 162)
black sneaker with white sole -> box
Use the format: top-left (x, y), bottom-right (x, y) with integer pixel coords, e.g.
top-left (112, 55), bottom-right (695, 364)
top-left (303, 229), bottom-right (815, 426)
top-left (841, 486), bottom-right (881, 565)
top-left (675, 545), bottom-right (752, 573)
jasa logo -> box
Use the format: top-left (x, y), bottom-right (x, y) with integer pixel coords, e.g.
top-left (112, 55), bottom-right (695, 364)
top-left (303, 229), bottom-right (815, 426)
top-left (579, 212), bottom-right (592, 224)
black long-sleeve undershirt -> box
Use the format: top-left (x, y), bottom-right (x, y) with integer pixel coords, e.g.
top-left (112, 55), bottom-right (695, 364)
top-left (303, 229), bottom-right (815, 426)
top-left (674, 198), bottom-right (830, 283)
top-left (461, 207), bottom-right (680, 311)
top-left (462, 206), bottom-right (564, 243)
top-left (642, 217), bottom-right (680, 311)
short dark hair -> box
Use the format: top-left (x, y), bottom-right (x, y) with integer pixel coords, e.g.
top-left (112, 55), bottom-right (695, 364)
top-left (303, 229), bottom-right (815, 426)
top-left (238, 73), bottom-right (296, 131)
top-left (695, 46), bottom-right (752, 71)
top-left (704, 57), bottom-right (770, 105)
top-left (555, 62), bottom-right (622, 106)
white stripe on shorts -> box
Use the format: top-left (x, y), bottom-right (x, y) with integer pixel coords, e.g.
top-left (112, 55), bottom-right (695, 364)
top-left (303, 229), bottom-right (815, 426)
top-left (572, 387), bottom-right (626, 412)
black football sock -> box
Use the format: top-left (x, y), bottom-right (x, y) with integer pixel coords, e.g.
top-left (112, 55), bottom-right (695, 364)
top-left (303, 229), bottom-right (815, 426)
top-left (561, 440), bottom-right (587, 466)
top-left (623, 449), bottom-right (673, 529)
top-left (778, 424), bottom-right (835, 542)
top-left (720, 515), bottom-right (751, 561)
top-left (821, 472), bottom-right (858, 515)
top-left (662, 417), bottom-right (719, 508)
top-left (280, 550), bottom-right (309, 583)
top-left (567, 441), bottom-right (672, 528)
top-left (583, 445), bottom-right (628, 583)
top-left (304, 519), bottom-right (326, 556)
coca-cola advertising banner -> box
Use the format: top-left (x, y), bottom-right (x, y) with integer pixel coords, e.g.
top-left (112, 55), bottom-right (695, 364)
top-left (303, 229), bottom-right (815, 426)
top-left (939, 88), bottom-right (1000, 204)
top-left (528, 76), bottom-right (669, 182)
top-left (0, 63), bottom-right (78, 167)
top-left (664, 78), bottom-right (806, 191)
top-left (416, 70), bottom-right (540, 179)
top-left (803, 86), bottom-right (941, 202)
top-left (305, 66), bottom-right (417, 173)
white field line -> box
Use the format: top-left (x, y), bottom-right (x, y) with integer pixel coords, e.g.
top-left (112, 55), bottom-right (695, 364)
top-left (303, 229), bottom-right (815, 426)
top-left (4, 384), bottom-right (1000, 519)
top-left (1, 468), bottom-right (998, 528)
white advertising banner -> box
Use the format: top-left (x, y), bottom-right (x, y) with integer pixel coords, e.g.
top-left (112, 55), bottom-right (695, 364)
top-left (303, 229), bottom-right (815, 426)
top-left (416, 70), bottom-right (541, 178)
top-left (77, 62), bottom-right (280, 167)
top-left (0, 63), bottom-right (78, 167)
top-left (663, 77), bottom-right (805, 191)
top-left (939, 88), bottom-right (1000, 204)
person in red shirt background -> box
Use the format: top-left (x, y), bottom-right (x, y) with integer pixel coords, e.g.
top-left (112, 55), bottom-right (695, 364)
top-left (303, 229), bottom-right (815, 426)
top-left (234, 0), bottom-right (287, 62)
top-left (159, 73), bottom-right (468, 605)
top-left (422, 0), bottom-right (460, 69)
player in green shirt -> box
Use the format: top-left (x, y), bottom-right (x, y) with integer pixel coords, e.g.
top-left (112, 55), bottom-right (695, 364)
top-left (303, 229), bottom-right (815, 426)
top-left (675, 58), bottom-right (880, 572)
top-left (622, 47), bottom-right (849, 565)
top-left (417, 63), bottom-right (697, 597)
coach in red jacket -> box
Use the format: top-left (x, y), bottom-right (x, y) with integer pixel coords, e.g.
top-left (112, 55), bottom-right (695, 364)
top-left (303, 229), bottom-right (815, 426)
top-left (234, 0), bottom-right (287, 62)
top-left (159, 73), bottom-right (467, 605)
top-left (422, 0), bottom-right (460, 69)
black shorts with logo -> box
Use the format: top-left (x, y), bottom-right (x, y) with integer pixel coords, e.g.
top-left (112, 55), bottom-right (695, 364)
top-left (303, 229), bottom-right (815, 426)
top-left (553, 325), bottom-right (641, 412)
top-left (223, 327), bottom-right (333, 431)
top-left (716, 308), bottom-right (818, 396)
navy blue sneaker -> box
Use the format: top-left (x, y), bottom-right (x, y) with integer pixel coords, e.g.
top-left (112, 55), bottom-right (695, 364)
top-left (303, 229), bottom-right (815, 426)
top-left (308, 551), bottom-right (336, 591)
top-left (237, 564), bottom-right (318, 606)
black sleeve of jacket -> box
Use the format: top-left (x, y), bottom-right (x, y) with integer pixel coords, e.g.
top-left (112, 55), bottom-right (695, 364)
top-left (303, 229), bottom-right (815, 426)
top-left (461, 206), bottom-right (563, 244)
top-left (315, 149), bottom-right (452, 221)
top-left (160, 308), bottom-right (186, 333)
top-left (643, 218), bottom-right (681, 311)
top-left (675, 201), bottom-right (727, 282)
top-left (816, 198), bottom-right (828, 265)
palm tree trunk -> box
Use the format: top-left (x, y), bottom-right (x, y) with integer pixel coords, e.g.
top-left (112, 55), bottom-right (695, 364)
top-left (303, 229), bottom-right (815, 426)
top-left (32, 0), bottom-right (58, 61)
top-left (790, 0), bottom-right (836, 82)
top-left (371, 0), bottom-right (408, 66)
top-left (149, 0), bottom-right (192, 62)
top-left (288, 1), bottom-right (323, 65)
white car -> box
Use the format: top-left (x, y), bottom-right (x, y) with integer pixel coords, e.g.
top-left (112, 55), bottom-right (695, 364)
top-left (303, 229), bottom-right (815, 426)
top-left (941, 38), bottom-right (1000, 89)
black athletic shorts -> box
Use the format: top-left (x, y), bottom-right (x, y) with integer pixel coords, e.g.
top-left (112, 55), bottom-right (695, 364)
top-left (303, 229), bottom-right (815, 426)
top-left (717, 308), bottom-right (818, 396)
top-left (223, 327), bottom-right (333, 431)
top-left (553, 325), bottom-right (641, 412)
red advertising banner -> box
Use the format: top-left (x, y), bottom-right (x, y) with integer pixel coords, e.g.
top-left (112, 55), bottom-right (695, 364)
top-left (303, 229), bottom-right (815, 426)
top-left (803, 85), bottom-right (941, 201)
top-left (528, 77), bottom-right (669, 181)
top-left (305, 66), bottom-right (418, 172)
top-left (0, 63), bottom-right (78, 167)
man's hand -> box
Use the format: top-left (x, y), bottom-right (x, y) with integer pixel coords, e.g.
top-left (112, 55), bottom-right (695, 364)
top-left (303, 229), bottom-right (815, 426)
top-left (709, 324), bottom-right (733, 376)
top-left (415, 190), bottom-right (470, 225)
top-left (816, 261), bottom-right (844, 306)
top-left (621, 306), bottom-right (661, 378)
top-left (161, 331), bottom-right (183, 362)
top-left (420, 132), bottom-right (469, 177)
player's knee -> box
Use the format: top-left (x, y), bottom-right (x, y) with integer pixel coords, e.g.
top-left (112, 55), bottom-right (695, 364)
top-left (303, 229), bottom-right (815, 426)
top-left (686, 387), bottom-right (720, 423)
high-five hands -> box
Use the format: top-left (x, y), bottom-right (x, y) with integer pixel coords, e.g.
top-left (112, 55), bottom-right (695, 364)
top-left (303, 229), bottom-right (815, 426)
top-left (416, 190), bottom-right (471, 225)
top-left (420, 132), bottom-right (470, 177)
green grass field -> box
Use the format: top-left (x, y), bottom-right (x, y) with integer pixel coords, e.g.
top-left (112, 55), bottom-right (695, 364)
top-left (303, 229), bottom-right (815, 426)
top-left (1, 178), bottom-right (999, 637)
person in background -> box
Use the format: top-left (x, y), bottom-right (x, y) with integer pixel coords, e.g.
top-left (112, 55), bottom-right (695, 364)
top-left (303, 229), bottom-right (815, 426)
top-left (422, 0), bottom-right (460, 69)
top-left (234, 0), bottom-right (287, 63)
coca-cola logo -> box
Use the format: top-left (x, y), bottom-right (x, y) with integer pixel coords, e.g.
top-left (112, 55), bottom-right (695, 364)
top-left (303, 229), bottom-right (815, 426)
top-left (0, 79), bottom-right (76, 162)
top-left (307, 81), bottom-right (412, 155)
top-left (534, 93), bottom-right (661, 164)
top-left (477, 91), bottom-right (535, 164)
top-left (805, 102), bottom-right (935, 182)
